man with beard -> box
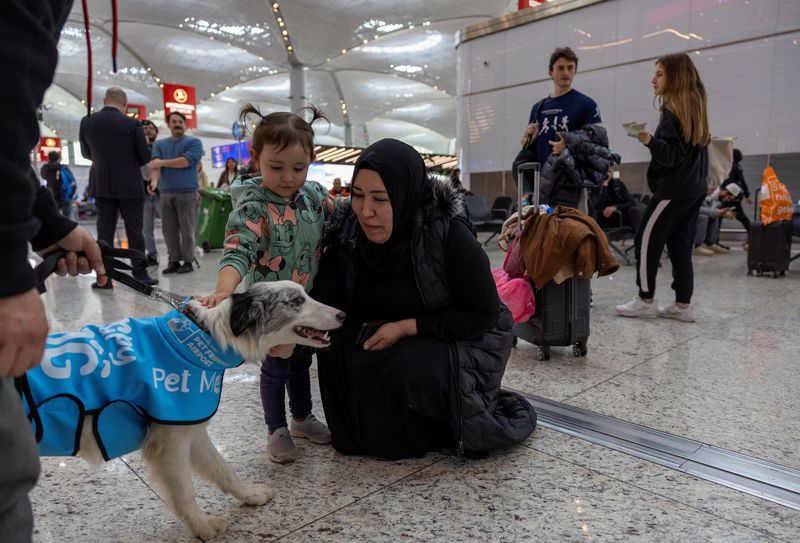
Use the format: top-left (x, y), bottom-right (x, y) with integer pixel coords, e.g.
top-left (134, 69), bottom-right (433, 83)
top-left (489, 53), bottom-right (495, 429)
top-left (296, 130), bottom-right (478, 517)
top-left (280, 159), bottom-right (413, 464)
top-left (149, 111), bottom-right (203, 274)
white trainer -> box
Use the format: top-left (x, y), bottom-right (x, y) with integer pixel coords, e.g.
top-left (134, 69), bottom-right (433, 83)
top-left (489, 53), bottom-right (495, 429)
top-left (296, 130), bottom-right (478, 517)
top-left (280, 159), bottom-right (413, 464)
top-left (658, 303), bottom-right (695, 322)
top-left (615, 297), bottom-right (659, 318)
top-left (708, 243), bottom-right (729, 254)
top-left (693, 245), bottom-right (715, 256)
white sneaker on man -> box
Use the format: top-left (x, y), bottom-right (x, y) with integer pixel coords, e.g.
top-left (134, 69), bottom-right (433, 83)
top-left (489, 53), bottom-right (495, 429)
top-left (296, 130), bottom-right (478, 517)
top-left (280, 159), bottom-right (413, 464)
top-left (708, 243), bottom-right (729, 254)
top-left (693, 245), bottom-right (715, 256)
top-left (658, 303), bottom-right (695, 322)
top-left (615, 297), bottom-right (659, 318)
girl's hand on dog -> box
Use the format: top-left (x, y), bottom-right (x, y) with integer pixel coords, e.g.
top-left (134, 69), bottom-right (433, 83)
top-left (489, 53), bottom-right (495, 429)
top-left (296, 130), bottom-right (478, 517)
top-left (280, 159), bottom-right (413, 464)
top-left (267, 344), bottom-right (296, 358)
top-left (362, 319), bottom-right (417, 351)
top-left (198, 292), bottom-right (231, 308)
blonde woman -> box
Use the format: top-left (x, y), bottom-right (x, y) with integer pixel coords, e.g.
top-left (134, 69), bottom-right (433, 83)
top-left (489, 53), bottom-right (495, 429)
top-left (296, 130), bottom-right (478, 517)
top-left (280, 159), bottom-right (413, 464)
top-left (616, 53), bottom-right (710, 322)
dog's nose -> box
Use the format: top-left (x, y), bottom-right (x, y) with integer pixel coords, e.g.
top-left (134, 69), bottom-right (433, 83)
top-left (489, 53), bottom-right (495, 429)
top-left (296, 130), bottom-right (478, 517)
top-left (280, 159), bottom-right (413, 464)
top-left (336, 311), bottom-right (346, 322)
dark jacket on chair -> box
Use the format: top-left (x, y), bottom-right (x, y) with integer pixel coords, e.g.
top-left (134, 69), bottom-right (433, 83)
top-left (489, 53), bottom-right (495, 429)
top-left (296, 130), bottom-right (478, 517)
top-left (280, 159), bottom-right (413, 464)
top-left (79, 106), bottom-right (150, 199)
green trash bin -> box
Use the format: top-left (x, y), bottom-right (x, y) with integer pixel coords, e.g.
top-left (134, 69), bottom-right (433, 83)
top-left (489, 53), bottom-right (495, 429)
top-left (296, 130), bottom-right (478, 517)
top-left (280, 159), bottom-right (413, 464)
top-left (196, 187), bottom-right (233, 252)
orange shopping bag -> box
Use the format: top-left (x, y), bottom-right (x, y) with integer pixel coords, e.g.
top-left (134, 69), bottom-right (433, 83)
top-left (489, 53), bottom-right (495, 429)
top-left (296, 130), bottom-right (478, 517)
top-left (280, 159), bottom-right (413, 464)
top-left (759, 166), bottom-right (793, 225)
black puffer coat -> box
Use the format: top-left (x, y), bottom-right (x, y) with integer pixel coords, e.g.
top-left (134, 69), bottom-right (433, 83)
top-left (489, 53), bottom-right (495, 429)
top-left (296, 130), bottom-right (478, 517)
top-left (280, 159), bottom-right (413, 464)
top-left (316, 178), bottom-right (537, 456)
top-left (540, 125), bottom-right (621, 207)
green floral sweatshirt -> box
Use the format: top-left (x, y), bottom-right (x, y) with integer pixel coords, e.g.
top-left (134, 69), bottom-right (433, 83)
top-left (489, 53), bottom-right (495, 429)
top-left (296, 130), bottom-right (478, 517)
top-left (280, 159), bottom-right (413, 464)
top-left (220, 176), bottom-right (340, 291)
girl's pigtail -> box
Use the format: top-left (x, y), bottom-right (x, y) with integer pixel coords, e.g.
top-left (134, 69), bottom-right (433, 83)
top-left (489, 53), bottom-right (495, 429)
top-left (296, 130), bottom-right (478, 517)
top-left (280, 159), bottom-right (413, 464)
top-left (238, 103), bottom-right (263, 135)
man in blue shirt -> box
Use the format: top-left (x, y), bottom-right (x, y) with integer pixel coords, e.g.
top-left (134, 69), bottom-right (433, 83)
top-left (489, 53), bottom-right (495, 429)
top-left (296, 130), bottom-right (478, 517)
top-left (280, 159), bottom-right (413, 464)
top-left (149, 112), bottom-right (204, 274)
top-left (520, 47), bottom-right (602, 165)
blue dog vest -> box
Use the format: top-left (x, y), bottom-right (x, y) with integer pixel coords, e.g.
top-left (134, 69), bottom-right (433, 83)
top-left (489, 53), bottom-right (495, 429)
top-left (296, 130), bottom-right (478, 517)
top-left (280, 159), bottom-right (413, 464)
top-left (22, 310), bottom-right (243, 461)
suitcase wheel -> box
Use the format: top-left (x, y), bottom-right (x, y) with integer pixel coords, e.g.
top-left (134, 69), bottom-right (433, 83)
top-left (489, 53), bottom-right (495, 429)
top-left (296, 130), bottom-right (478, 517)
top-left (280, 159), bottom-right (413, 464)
top-left (202, 241), bottom-right (211, 253)
top-left (573, 341), bottom-right (588, 358)
top-left (535, 345), bottom-right (551, 361)
top-left (747, 270), bottom-right (753, 276)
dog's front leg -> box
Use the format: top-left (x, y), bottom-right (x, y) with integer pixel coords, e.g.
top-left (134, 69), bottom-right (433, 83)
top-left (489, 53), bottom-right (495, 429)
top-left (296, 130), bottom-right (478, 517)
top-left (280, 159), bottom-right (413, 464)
top-left (142, 425), bottom-right (229, 539)
top-left (189, 425), bottom-right (273, 506)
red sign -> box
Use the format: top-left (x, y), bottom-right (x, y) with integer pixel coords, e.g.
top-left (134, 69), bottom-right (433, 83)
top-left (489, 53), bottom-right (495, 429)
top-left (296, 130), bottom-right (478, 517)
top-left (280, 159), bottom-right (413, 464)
top-left (162, 83), bottom-right (197, 128)
top-left (126, 103), bottom-right (147, 120)
top-left (38, 136), bottom-right (62, 162)
top-left (518, 0), bottom-right (549, 8)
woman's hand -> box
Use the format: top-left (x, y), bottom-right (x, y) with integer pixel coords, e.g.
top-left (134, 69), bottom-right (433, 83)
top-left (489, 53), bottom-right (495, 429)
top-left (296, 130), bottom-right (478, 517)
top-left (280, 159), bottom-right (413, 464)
top-left (638, 131), bottom-right (652, 145)
top-left (197, 292), bottom-right (231, 308)
top-left (363, 319), bottom-right (417, 351)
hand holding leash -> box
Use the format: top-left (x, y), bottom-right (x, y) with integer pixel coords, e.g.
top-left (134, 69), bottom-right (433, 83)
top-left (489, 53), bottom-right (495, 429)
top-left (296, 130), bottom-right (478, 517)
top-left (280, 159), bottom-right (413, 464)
top-left (36, 225), bottom-right (107, 286)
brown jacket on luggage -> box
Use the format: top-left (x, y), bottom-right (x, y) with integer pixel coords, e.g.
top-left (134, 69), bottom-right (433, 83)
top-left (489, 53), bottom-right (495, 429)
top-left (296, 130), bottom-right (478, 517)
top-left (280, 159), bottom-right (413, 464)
top-left (520, 206), bottom-right (619, 288)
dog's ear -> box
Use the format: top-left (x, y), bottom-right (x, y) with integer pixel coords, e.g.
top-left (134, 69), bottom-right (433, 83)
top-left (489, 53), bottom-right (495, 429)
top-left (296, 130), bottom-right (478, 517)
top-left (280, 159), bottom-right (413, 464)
top-left (229, 291), bottom-right (272, 337)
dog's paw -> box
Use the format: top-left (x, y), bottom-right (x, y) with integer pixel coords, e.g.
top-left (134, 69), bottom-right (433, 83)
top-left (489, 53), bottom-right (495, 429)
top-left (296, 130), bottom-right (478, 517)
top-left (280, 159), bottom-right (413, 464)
top-left (241, 484), bottom-right (273, 506)
top-left (191, 514), bottom-right (229, 540)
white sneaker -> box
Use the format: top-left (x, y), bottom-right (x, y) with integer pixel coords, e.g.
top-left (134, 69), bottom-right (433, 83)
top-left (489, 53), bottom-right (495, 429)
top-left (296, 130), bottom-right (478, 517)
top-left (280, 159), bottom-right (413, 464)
top-left (708, 243), bottom-right (729, 254)
top-left (267, 427), bottom-right (298, 464)
top-left (658, 303), bottom-right (695, 322)
top-left (289, 413), bottom-right (331, 444)
top-left (693, 245), bottom-right (715, 256)
top-left (615, 297), bottom-right (659, 318)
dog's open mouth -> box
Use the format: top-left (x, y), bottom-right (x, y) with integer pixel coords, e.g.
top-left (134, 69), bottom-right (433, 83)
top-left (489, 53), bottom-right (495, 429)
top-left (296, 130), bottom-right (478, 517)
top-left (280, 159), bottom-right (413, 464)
top-left (293, 326), bottom-right (331, 345)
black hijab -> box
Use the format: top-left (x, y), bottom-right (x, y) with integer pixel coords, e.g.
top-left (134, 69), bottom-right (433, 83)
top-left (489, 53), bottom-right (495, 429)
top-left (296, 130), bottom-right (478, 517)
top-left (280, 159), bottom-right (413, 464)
top-left (352, 139), bottom-right (430, 274)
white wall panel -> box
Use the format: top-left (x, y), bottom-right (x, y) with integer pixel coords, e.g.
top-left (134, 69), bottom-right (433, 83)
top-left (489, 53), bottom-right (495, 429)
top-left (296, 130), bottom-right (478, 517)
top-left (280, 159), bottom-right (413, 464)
top-left (458, 0), bottom-right (800, 173)
top-left (465, 90), bottom-right (505, 173)
top-left (691, 0), bottom-right (779, 46)
top-left (701, 39), bottom-right (775, 156)
top-left (502, 17), bottom-right (558, 88)
top-left (777, 0), bottom-right (800, 32)
top-left (556, 0), bottom-right (621, 71)
top-left (768, 32), bottom-right (800, 153)
top-left (465, 32), bottom-right (507, 95)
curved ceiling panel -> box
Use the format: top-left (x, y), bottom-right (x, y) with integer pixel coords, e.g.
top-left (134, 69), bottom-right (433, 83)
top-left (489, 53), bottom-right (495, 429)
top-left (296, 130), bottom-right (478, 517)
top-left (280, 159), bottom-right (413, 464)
top-left (365, 117), bottom-right (452, 154)
top-left (116, 22), bottom-right (278, 101)
top-left (279, 0), bottom-right (512, 66)
top-left (383, 98), bottom-right (458, 138)
top-left (56, 23), bottom-right (161, 108)
top-left (337, 70), bottom-right (446, 125)
top-left (51, 1), bottom-right (518, 154)
top-left (325, 17), bottom-right (485, 95)
top-left (70, 0), bottom-right (287, 62)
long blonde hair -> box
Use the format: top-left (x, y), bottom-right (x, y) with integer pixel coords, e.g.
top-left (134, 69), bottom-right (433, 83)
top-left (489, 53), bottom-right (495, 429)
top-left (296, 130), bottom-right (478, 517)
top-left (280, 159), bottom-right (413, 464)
top-left (655, 53), bottom-right (710, 147)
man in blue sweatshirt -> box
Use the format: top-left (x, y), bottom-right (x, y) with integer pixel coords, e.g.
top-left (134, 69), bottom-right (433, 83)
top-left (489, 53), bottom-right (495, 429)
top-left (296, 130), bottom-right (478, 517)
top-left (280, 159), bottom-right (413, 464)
top-left (149, 111), bottom-right (204, 274)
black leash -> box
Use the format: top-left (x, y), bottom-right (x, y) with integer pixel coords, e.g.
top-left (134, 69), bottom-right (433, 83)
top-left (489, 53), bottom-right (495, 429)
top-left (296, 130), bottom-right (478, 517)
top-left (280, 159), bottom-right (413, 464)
top-left (35, 242), bottom-right (207, 331)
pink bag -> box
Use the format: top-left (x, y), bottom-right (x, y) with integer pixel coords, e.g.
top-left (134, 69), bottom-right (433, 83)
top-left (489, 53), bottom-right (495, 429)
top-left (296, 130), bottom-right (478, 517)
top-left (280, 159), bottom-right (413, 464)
top-left (502, 230), bottom-right (526, 279)
top-left (492, 268), bottom-right (535, 323)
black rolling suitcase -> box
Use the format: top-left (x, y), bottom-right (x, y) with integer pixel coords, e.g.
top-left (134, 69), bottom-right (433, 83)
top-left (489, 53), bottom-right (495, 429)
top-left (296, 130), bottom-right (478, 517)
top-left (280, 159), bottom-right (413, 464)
top-left (747, 221), bottom-right (792, 277)
top-left (747, 189), bottom-right (792, 277)
top-left (512, 162), bottom-right (590, 361)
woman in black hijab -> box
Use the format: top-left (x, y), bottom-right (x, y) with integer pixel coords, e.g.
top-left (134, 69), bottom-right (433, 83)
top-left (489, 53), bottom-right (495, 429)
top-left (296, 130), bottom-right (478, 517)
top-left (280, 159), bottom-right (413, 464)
top-left (313, 139), bottom-right (536, 460)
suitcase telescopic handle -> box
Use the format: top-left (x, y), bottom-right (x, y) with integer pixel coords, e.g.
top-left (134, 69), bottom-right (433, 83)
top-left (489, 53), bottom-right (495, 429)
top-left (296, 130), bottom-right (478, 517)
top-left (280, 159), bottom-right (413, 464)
top-left (517, 162), bottom-right (540, 233)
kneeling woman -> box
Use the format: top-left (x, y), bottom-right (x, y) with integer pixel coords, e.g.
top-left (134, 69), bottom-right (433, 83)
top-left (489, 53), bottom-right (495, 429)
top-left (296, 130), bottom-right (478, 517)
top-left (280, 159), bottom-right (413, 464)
top-left (313, 139), bottom-right (536, 459)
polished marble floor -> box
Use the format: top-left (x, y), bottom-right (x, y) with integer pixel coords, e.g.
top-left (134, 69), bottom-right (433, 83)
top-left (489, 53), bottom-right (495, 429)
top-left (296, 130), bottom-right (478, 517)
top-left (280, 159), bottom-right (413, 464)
top-left (29, 228), bottom-right (800, 542)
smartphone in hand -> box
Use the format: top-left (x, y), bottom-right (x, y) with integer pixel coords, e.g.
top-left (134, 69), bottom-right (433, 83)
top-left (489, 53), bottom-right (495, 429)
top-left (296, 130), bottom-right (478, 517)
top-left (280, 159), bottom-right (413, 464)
top-left (355, 320), bottom-right (390, 347)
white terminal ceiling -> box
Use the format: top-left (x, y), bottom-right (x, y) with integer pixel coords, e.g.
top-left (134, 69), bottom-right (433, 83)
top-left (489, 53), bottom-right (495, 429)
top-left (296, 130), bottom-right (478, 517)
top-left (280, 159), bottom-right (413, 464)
top-left (43, 0), bottom-right (517, 155)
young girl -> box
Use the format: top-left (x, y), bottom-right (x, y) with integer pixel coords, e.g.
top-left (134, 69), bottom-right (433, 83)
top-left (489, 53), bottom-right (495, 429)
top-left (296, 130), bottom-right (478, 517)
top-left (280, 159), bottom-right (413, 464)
top-left (202, 103), bottom-right (338, 463)
top-left (616, 52), bottom-right (710, 322)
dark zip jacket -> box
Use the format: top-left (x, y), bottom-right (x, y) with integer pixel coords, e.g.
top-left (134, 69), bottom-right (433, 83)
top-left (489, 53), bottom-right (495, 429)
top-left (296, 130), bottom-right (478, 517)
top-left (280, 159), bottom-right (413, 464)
top-left (645, 108), bottom-right (708, 200)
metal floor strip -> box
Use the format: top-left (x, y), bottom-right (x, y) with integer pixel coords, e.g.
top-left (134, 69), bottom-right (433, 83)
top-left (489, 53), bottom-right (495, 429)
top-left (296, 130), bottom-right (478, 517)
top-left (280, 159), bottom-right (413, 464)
top-left (510, 390), bottom-right (800, 510)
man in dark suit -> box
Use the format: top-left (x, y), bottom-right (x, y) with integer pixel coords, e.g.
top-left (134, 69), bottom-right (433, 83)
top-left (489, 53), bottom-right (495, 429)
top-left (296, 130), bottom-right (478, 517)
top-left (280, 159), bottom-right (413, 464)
top-left (79, 87), bottom-right (157, 286)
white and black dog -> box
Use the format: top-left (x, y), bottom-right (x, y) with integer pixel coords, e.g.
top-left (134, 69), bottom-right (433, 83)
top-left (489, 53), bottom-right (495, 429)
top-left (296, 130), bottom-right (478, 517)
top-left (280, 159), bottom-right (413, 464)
top-left (21, 281), bottom-right (344, 539)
